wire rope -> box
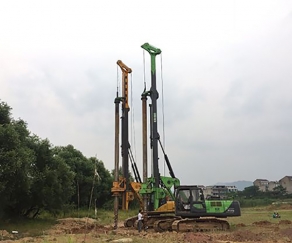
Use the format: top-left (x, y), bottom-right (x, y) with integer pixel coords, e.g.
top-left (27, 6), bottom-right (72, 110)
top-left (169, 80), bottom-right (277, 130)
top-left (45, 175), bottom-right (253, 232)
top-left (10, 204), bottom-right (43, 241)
top-left (130, 72), bottom-right (137, 164)
top-left (160, 54), bottom-right (166, 176)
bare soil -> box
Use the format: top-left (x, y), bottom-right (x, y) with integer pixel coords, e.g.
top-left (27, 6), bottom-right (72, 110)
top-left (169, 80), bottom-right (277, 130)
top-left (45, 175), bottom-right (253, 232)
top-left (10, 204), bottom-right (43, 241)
top-left (1, 217), bottom-right (292, 242)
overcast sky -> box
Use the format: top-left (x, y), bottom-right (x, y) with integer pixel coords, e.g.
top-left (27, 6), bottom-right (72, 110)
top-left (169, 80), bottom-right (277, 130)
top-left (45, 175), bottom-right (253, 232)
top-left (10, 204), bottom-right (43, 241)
top-left (1, 1), bottom-right (292, 185)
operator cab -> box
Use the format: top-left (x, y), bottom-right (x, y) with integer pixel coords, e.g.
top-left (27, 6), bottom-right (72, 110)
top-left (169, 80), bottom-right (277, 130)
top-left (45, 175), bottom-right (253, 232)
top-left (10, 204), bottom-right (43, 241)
top-left (175, 185), bottom-right (241, 218)
top-left (175, 186), bottom-right (206, 218)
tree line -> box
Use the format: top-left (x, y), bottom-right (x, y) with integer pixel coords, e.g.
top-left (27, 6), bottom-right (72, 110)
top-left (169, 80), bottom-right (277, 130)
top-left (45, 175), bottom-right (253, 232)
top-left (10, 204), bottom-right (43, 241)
top-left (230, 185), bottom-right (292, 207)
top-left (238, 185), bottom-right (290, 199)
top-left (0, 100), bottom-right (113, 218)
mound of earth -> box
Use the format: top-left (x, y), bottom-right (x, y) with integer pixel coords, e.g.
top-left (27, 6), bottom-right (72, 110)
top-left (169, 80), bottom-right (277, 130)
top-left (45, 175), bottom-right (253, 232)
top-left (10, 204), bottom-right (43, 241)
top-left (235, 223), bottom-right (246, 227)
top-left (218, 230), bottom-right (265, 242)
top-left (183, 232), bottom-right (215, 243)
top-left (268, 203), bottom-right (292, 210)
top-left (278, 220), bottom-right (292, 225)
top-left (47, 217), bottom-right (109, 235)
top-left (252, 220), bottom-right (272, 226)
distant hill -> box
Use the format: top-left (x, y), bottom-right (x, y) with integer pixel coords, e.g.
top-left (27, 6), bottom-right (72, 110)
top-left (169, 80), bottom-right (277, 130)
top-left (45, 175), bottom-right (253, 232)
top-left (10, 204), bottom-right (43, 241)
top-left (215, 180), bottom-right (253, 191)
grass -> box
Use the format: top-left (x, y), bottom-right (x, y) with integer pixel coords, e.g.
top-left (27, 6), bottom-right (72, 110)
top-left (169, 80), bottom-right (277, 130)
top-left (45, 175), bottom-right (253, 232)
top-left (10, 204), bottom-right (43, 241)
top-left (227, 205), bottom-right (292, 227)
top-left (41, 236), bottom-right (78, 243)
top-left (0, 218), bottom-right (56, 237)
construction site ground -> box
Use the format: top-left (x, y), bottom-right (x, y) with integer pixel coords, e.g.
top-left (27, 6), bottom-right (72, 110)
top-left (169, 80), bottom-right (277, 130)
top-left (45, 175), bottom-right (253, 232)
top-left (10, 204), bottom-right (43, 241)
top-left (1, 205), bottom-right (292, 243)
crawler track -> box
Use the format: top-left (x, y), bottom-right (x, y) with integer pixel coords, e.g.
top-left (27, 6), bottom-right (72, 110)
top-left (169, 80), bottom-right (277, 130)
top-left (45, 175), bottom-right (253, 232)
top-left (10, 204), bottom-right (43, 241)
top-left (124, 214), bottom-right (179, 229)
top-left (124, 216), bottom-right (137, 227)
top-left (125, 215), bottom-right (230, 233)
top-left (153, 218), bottom-right (179, 232)
top-left (172, 218), bottom-right (230, 232)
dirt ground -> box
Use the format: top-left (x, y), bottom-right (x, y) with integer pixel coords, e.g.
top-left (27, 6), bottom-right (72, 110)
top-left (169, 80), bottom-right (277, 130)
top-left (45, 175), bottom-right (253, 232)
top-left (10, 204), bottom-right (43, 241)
top-left (1, 217), bottom-right (292, 243)
top-left (1, 206), bottom-right (292, 243)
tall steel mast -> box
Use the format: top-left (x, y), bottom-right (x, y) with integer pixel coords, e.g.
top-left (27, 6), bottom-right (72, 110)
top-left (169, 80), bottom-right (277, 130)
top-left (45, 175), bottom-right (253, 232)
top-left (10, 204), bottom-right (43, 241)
top-left (141, 43), bottom-right (161, 190)
top-left (112, 60), bottom-right (132, 229)
top-left (140, 43), bottom-right (180, 211)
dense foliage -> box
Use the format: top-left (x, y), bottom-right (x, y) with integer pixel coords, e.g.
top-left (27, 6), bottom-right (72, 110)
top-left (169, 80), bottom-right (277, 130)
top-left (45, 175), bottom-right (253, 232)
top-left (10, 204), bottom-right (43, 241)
top-left (0, 101), bottom-right (113, 218)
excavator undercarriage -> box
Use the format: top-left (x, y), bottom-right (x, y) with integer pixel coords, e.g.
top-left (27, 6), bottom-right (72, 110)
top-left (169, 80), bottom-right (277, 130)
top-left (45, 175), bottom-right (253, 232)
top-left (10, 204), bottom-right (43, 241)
top-left (125, 214), bottom-right (230, 232)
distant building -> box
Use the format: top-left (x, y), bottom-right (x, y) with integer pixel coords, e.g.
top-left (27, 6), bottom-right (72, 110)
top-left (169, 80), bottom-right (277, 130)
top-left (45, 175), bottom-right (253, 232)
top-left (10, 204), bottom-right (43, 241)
top-left (267, 181), bottom-right (279, 191)
top-left (201, 185), bottom-right (237, 199)
top-left (212, 185), bottom-right (228, 198)
top-left (253, 179), bottom-right (269, 192)
top-left (227, 185), bottom-right (238, 193)
top-left (203, 186), bottom-right (212, 197)
top-left (279, 176), bottom-right (292, 194)
top-left (254, 179), bottom-right (280, 192)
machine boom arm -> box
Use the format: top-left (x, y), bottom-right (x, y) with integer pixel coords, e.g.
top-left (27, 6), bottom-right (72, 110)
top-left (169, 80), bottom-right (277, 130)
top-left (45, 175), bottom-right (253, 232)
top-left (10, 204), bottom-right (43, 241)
top-left (141, 43), bottom-right (161, 192)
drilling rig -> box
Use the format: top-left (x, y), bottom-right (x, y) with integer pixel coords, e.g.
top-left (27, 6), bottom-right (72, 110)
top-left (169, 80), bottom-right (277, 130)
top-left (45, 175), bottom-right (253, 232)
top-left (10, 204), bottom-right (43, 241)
top-left (121, 43), bottom-right (182, 229)
top-left (139, 43), bottom-right (180, 212)
top-left (113, 44), bottom-right (241, 232)
top-left (111, 60), bottom-right (143, 229)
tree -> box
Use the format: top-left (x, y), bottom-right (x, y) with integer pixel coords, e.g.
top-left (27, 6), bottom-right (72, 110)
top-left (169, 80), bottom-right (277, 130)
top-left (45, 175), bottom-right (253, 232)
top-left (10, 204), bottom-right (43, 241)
top-left (0, 101), bottom-right (75, 218)
top-left (53, 145), bottom-right (94, 208)
top-left (27, 137), bottom-right (75, 217)
top-left (271, 185), bottom-right (287, 198)
top-left (0, 101), bottom-right (35, 217)
top-left (0, 100), bottom-right (114, 217)
top-left (91, 157), bottom-right (113, 208)
top-left (0, 101), bottom-right (12, 124)
top-left (239, 185), bottom-right (262, 198)
top-left (53, 146), bottom-right (113, 209)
